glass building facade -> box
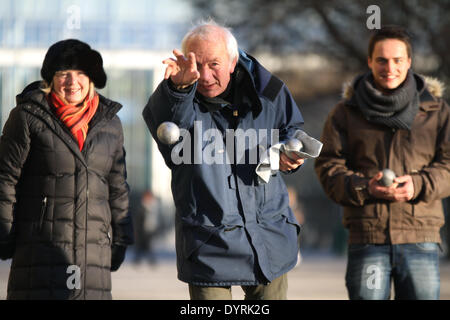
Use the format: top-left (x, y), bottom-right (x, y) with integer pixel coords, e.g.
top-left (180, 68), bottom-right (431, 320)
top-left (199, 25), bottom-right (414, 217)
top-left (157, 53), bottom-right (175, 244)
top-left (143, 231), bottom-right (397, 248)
top-left (0, 0), bottom-right (193, 202)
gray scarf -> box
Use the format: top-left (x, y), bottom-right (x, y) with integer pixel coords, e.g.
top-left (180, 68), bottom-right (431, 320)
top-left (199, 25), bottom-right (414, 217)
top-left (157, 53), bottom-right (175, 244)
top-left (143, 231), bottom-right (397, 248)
top-left (353, 70), bottom-right (420, 130)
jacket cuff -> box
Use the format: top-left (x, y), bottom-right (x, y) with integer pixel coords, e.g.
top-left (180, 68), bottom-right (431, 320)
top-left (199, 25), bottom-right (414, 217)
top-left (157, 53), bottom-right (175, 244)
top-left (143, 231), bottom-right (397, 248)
top-left (411, 173), bottom-right (424, 200)
top-left (280, 164), bottom-right (302, 175)
top-left (167, 78), bottom-right (195, 93)
top-left (352, 176), bottom-right (371, 204)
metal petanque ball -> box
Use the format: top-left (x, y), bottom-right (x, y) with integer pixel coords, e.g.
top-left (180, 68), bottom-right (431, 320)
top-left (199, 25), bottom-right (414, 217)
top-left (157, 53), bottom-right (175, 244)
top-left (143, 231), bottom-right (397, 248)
top-left (286, 138), bottom-right (303, 152)
top-left (157, 121), bottom-right (180, 145)
top-left (379, 168), bottom-right (396, 187)
top-left (285, 138), bottom-right (303, 159)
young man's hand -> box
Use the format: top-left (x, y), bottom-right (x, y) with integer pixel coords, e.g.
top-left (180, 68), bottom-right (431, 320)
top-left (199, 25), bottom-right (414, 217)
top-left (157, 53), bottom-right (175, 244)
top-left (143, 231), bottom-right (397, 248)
top-left (368, 172), bottom-right (414, 202)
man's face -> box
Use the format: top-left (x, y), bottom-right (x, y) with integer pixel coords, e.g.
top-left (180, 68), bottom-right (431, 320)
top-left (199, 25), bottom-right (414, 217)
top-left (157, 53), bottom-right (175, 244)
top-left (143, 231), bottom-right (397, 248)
top-left (368, 39), bottom-right (411, 92)
top-left (186, 36), bottom-right (237, 98)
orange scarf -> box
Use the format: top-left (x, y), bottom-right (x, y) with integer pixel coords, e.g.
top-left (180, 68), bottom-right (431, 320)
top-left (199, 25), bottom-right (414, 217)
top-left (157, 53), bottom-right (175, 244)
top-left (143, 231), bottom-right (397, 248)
top-left (48, 92), bottom-right (99, 151)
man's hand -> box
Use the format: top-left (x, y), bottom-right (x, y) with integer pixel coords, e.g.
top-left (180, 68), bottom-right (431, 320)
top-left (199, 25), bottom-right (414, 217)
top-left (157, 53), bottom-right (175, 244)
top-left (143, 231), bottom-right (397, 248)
top-left (280, 152), bottom-right (305, 172)
top-left (368, 172), bottom-right (414, 202)
top-left (163, 49), bottom-right (200, 89)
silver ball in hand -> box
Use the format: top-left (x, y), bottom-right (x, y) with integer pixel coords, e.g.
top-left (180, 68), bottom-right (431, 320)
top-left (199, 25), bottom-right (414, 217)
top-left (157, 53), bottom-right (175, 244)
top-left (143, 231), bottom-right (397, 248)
top-left (284, 138), bottom-right (303, 160)
top-left (157, 121), bottom-right (180, 145)
top-left (379, 168), bottom-right (396, 187)
top-left (286, 138), bottom-right (303, 152)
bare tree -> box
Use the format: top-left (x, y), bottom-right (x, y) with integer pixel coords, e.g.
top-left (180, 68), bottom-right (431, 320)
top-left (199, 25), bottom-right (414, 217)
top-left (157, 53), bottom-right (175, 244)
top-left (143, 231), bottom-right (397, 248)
top-left (189, 0), bottom-right (450, 94)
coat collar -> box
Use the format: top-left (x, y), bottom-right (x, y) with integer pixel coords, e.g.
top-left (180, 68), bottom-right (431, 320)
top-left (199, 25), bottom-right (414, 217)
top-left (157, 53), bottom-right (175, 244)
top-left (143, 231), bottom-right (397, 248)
top-left (194, 50), bottom-right (284, 118)
top-left (17, 81), bottom-right (123, 164)
top-left (16, 81), bottom-right (122, 119)
top-left (342, 73), bottom-right (445, 111)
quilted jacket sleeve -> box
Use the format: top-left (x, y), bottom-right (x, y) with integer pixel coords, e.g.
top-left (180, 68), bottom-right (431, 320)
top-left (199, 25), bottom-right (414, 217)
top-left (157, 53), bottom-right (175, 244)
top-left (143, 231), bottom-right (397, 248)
top-left (107, 117), bottom-right (134, 246)
top-left (0, 106), bottom-right (31, 259)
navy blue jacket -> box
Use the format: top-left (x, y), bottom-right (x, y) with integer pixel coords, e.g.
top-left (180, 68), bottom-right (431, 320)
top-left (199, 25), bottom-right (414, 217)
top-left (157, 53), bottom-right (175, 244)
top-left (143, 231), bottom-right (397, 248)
top-left (143, 51), bottom-right (304, 285)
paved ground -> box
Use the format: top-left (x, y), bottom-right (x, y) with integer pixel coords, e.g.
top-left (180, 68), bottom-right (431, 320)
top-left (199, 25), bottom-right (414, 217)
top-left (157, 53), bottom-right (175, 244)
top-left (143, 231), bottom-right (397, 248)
top-left (1, 251), bottom-right (449, 300)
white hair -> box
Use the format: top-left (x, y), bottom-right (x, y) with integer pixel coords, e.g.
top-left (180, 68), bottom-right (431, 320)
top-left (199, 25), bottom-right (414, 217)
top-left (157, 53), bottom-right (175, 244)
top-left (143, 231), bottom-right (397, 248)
top-left (181, 19), bottom-right (239, 65)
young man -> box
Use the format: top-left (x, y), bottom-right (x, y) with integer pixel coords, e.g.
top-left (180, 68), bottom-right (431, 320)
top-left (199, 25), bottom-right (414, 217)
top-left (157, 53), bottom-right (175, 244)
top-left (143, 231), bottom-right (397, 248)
top-left (143, 21), bottom-right (305, 300)
top-left (315, 26), bottom-right (450, 300)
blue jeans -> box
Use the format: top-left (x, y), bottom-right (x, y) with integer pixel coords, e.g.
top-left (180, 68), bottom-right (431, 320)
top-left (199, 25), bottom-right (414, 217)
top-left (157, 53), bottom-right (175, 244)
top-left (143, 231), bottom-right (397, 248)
top-left (345, 243), bottom-right (440, 300)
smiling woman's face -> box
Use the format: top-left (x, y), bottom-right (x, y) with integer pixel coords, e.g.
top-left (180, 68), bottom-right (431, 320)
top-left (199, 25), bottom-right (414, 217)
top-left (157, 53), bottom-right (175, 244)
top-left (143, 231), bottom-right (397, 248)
top-left (52, 69), bottom-right (90, 104)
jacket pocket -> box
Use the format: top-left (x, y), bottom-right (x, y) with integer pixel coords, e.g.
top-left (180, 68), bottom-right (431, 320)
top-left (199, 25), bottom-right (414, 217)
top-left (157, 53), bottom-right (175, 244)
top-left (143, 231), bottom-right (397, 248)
top-left (180, 218), bottom-right (217, 256)
top-left (38, 196), bottom-right (48, 233)
top-left (408, 202), bottom-right (444, 219)
top-left (98, 224), bottom-right (112, 246)
top-left (347, 203), bottom-right (380, 220)
top-left (259, 178), bottom-right (289, 220)
top-left (285, 212), bottom-right (301, 235)
top-left (396, 201), bottom-right (414, 217)
top-left (258, 212), bottom-right (299, 274)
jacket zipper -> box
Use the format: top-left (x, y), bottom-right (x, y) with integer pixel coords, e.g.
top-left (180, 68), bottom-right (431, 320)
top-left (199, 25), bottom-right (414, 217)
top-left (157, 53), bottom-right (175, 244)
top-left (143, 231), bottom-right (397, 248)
top-left (231, 109), bottom-right (248, 224)
top-left (85, 187), bottom-right (89, 299)
top-left (84, 148), bottom-right (89, 299)
top-left (386, 128), bottom-right (396, 238)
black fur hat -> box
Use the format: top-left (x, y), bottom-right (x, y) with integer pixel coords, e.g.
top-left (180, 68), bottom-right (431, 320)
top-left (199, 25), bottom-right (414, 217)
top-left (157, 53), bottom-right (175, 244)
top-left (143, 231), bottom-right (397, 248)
top-left (41, 39), bottom-right (107, 88)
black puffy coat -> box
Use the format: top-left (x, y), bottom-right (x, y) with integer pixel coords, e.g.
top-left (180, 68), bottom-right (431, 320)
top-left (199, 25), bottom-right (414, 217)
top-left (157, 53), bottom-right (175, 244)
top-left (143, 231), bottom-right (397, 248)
top-left (0, 82), bottom-right (133, 299)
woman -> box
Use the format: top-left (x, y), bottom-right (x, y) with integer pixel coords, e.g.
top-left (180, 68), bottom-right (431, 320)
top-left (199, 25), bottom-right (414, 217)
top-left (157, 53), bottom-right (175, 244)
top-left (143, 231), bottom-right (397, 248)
top-left (0, 39), bottom-right (133, 299)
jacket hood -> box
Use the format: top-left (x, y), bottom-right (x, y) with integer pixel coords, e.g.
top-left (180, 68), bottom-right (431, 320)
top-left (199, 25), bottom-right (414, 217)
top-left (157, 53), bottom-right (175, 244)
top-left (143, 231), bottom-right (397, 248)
top-left (16, 80), bottom-right (47, 106)
top-left (342, 73), bottom-right (445, 100)
top-left (237, 50), bottom-right (288, 117)
top-left (238, 50), bottom-right (277, 98)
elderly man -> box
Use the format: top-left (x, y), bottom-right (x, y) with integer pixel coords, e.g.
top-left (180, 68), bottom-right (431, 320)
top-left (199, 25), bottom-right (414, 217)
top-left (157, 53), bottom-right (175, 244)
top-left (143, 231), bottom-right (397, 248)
top-left (315, 26), bottom-right (450, 300)
top-left (142, 21), bottom-right (305, 300)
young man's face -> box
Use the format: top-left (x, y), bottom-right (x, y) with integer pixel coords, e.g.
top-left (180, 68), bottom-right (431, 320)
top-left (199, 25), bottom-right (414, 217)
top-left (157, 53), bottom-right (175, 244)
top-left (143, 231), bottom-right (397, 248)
top-left (368, 39), bottom-right (412, 92)
top-left (186, 36), bottom-right (237, 98)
